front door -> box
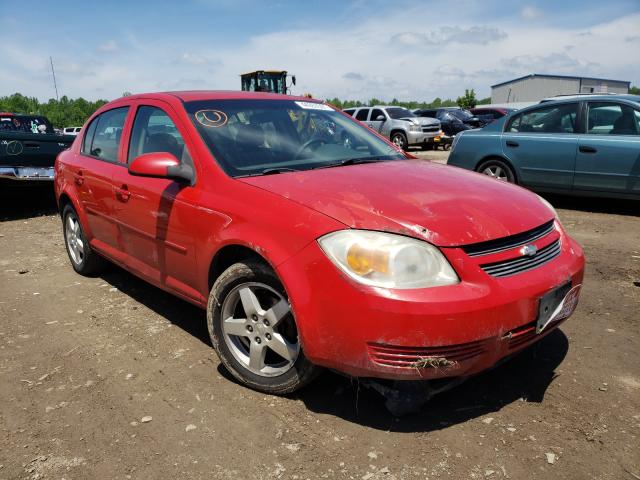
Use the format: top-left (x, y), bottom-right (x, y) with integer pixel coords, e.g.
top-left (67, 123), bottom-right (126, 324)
top-left (112, 102), bottom-right (201, 301)
top-left (501, 102), bottom-right (579, 190)
top-left (573, 101), bottom-right (640, 195)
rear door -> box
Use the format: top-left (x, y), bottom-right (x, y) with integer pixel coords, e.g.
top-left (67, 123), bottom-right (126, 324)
top-left (111, 101), bottom-right (201, 300)
top-left (573, 101), bottom-right (640, 195)
top-left (75, 107), bottom-right (130, 252)
top-left (501, 102), bottom-right (579, 190)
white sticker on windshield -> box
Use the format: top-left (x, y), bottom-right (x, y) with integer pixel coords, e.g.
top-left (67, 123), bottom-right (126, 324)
top-left (295, 101), bottom-right (333, 111)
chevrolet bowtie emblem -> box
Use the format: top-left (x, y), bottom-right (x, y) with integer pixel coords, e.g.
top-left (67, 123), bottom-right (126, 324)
top-left (520, 244), bottom-right (538, 257)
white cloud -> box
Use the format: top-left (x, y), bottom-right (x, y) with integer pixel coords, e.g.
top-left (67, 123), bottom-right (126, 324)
top-left (97, 40), bottom-right (118, 53)
top-left (521, 5), bottom-right (543, 20)
top-left (1, 8), bottom-right (638, 102)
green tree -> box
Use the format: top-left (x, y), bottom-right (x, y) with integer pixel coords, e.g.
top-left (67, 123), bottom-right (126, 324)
top-left (630, 85), bottom-right (639, 95)
top-left (0, 93), bottom-right (108, 128)
top-left (456, 89), bottom-right (478, 109)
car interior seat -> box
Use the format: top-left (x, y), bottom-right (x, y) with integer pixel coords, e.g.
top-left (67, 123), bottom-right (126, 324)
top-left (144, 133), bottom-right (182, 159)
top-left (611, 111), bottom-right (637, 135)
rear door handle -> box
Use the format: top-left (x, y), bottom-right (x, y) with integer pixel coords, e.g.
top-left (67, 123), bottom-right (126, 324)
top-left (73, 170), bottom-right (84, 186)
top-left (115, 184), bottom-right (131, 202)
top-left (24, 142), bottom-right (40, 149)
top-left (506, 140), bottom-right (519, 148)
top-left (579, 145), bottom-right (597, 154)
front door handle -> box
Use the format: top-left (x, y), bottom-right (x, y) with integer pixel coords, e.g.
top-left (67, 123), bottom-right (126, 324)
top-left (579, 145), bottom-right (597, 154)
top-left (115, 185), bottom-right (131, 202)
top-left (506, 140), bottom-right (519, 148)
top-left (73, 170), bottom-right (84, 186)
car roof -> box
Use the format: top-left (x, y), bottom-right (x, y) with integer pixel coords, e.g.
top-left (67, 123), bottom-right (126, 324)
top-left (540, 93), bottom-right (640, 103)
top-left (350, 105), bottom-right (414, 110)
top-left (115, 90), bottom-right (324, 103)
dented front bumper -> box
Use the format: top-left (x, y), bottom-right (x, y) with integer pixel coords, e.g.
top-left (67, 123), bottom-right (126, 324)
top-left (277, 227), bottom-right (585, 381)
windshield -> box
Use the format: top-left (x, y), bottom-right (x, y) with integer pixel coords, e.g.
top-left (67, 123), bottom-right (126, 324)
top-left (386, 107), bottom-right (416, 119)
top-left (449, 109), bottom-right (473, 121)
top-left (185, 99), bottom-right (405, 177)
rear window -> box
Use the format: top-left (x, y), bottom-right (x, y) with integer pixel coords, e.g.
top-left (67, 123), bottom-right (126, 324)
top-left (0, 115), bottom-right (53, 134)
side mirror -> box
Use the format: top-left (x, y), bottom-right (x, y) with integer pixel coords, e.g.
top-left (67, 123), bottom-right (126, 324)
top-left (128, 152), bottom-right (194, 185)
top-left (375, 115), bottom-right (386, 122)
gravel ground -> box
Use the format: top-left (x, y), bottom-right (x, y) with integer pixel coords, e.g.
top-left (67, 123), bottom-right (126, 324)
top-left (0, 172), bottom-right (638, 480)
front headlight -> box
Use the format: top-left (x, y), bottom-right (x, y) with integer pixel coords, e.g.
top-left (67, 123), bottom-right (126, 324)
top-left (409, 124), bottom-right (421, 132)
top-left (537, 194), bottom-right (559, 220)
top-left (318, 230), bottom-right (459, 289)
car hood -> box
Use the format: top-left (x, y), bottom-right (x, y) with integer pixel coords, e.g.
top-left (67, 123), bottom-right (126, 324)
top-left (397, 117), bottom-right (439, 127)
top-left (240, 160), bottom-right (553, 247)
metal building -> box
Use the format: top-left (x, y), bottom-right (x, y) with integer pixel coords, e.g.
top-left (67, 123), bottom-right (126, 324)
top-left (491, 74), bottom-right (630, 104)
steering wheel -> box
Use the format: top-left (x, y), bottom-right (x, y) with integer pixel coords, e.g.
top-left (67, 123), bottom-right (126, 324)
top-left (293, 138), bottom-right (326, 160)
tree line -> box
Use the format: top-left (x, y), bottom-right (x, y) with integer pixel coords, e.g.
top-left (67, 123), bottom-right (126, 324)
top-left (326, 89), bottom-right (490, 110)
top-left (0, 93), bottom-right (108, 129)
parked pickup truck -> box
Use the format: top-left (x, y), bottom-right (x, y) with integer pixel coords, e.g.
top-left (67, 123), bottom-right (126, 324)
top-left (0, 112), bottom-right (74, 182)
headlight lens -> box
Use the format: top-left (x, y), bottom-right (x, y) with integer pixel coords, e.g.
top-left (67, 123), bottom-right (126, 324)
top-left (318, 230), bottom-right (459, 289)
top-left (537, 194), bottom-right (559, 219)
top-left (409, 124), bottom-right (421, 132)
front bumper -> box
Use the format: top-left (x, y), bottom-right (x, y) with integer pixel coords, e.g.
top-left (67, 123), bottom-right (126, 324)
top-left (277, 226), bottom-right (585, 381)
top-left (407, 130), bottom-right (439, 145)
top-left (0, 166), bottom-right (55, 181)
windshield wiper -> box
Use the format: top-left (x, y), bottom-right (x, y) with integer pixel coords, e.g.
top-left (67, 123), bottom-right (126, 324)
top-left (261, 167), bottom-right (300, 175)
top-left (312, 157), bottom-right (389, 170)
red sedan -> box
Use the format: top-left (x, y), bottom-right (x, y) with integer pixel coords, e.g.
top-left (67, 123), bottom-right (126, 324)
top-left (54, 91), bottom-right (584, 394)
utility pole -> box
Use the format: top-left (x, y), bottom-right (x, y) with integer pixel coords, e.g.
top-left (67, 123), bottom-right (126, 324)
top-left (50, 56), bottom-right (59, 101)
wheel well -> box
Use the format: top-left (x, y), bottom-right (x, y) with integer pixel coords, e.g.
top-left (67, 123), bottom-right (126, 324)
top-left (390, 129), bottom-right (406, 139)
top-left (208, 244), bottom-right (268, 290)
top-left (58, 193), bottom-right (72, 217)
top-left (475, 156), bottom-right (519, 183)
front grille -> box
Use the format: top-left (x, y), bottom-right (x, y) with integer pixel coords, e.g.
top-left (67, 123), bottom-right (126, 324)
top-left (368, 340), bottom-right (487, 368)
top-left (463, 220), bottom-right (555, 257)
top-left (422, 126), bottom-right (439, 132)
top-left (480, 239), bottom-right (561, 278)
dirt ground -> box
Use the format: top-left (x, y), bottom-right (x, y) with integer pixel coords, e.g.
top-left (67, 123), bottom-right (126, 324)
top-left (0, 166), bottom-right (638, 479)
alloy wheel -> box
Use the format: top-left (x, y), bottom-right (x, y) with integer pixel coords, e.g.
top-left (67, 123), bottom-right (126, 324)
top-left (221, 282), bottom-right (299, 377)
top-left (65, 214), bottom-right (85, 265)
top-left (482, 164), bottom-right (509, 181)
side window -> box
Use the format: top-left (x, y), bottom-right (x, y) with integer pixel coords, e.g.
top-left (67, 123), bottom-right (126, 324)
top-left (82, 118), bottom-right (98, 154)
top-left (587, 102), bottom-right (639, 135)
top-left (507, 103), bottom-right (578, 134)
top-left (83, 107), bottom-right (129, 162)
top-left (370, 109), bottom-right (385, 121)
top-left (355, 108), bottom-right (370, 121)
top-left (128, 106), bottom-right (192, 166)
top-left (343, 109), bottom-right (355, 116)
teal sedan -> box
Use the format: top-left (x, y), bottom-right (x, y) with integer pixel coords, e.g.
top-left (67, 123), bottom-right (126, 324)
top-left (447, 95), bottom-right (640, 200)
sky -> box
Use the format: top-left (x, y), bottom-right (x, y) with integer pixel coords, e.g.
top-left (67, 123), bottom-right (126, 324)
top-left (1, 0), bottom-right (639, 102)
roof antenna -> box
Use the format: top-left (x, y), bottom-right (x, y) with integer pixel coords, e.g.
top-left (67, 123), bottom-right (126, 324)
top-left (50, 56), bottom-right (59, 101)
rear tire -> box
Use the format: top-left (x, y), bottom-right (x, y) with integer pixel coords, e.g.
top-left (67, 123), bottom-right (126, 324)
top-left (476, 158), bottom-right (516, 183)
top-left (207, 260), bottom-right (320, 394)
top-left (62, 204), bottom-right (106, 276)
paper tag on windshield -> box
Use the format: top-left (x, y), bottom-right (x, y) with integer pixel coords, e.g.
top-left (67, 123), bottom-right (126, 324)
top-left (295, 101), bottom-right (333, 111)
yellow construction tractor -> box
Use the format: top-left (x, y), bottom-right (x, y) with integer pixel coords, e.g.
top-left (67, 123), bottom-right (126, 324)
top-left (240, 70), bottom-right (296, 95)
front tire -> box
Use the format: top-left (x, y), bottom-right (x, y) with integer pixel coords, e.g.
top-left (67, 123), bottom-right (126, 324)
top-left (62, 204), bottom-right (106, 276)
top-left (207, 260), bottom-right (320, 394)
top-left (391, 132), bottom-right (408, 151)
top-left (476, 158), bottom-right (516, 183)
